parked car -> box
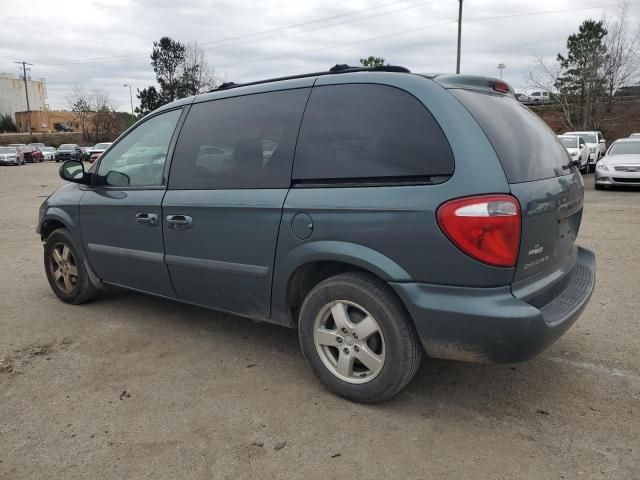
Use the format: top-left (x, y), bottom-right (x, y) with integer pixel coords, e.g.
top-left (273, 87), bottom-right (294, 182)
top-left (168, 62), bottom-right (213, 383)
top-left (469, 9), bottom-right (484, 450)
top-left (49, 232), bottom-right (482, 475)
top-left (53, 122), bottom-right (73, 132)
top-left (28, 142), bottom-right (45, 150)
top-left (87, 142), bottom-right (113, 163)
top-left (528, 91), bottom-right (552, 105)
top-left (54, 144), bottom-right (81, 162)
top-left (0, 146), bottom-right (24, 165)
top-left (38, 66), bottom-right (596, 403)
top-left (38, 146), bottom-right (56, 161)
top-left (595, 138), bottom-right (640, 189)
top-left (628, 133), bottom-right (640, 138)
top-left (78, 147), bottom-right (93, 162)
top-left (558, 135), bottom-right (589, 172)
top-left (31, 148), bottom-right (44, 162)
top-left (17, 145), bottom-right (36, 163)
top-left (564, 131), bottom-right (606, 167)
top-left (515, 93), bottom-right (532, 104)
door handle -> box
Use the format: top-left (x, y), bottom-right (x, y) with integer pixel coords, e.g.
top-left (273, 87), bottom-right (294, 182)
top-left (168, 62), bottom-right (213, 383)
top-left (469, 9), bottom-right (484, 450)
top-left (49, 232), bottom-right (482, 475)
top-left (166, 214), bottom-right (193, 229)
top-left (136, 213), bottom-right (158, 226)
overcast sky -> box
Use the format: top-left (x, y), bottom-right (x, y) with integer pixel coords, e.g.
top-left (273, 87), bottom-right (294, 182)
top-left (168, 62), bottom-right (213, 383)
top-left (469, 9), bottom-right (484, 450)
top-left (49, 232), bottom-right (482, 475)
top-left (1, 0), bottom-right (638, 112)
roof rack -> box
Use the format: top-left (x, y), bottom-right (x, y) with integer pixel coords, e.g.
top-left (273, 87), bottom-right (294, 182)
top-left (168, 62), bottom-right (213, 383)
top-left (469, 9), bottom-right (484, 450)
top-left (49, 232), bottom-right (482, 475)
top-left (211, 64), bottom-right (411, 92)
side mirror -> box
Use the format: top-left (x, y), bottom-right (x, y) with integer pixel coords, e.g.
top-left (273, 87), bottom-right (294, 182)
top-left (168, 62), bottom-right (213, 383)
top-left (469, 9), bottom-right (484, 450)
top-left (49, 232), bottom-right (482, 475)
top-left (599, 139), bottom-right (606, 144)
top-left (59, 160), bottom-right (88, 184)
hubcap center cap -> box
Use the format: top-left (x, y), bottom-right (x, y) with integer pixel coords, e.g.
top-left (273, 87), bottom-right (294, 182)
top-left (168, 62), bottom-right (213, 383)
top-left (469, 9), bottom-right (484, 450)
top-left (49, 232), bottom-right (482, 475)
top-left (344, 336), bottom-right (354, 347)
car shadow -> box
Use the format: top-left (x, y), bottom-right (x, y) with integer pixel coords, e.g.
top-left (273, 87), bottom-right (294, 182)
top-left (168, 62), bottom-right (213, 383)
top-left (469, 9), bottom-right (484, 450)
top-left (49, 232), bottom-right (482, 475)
top-left (91, 287), bottom-right (586, 418)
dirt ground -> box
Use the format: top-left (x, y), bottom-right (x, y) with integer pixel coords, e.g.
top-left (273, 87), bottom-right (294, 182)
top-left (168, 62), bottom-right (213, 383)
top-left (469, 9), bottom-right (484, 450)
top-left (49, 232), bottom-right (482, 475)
top-left (1, 162), bottom-right (638, 480)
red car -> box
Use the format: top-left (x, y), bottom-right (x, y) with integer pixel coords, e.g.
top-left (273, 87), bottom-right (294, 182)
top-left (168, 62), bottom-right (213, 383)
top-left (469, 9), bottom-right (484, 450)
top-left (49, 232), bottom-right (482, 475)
top-left (89, 152), bottom-right (103, 163)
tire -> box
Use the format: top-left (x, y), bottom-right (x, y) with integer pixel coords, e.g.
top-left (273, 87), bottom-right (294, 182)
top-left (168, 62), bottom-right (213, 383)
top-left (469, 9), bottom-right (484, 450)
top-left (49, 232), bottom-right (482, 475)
top-left (595, 184), bottom-right (604, 190)
top-left (298, 272), bottom-right (422, 403)
top-left (44, 228), bottom-right (98, 304)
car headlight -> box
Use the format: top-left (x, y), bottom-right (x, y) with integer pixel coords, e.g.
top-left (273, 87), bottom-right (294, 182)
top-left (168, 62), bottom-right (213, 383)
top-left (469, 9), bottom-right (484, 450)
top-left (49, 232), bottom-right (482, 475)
top-left (596, 161), bottom-right (610, 172)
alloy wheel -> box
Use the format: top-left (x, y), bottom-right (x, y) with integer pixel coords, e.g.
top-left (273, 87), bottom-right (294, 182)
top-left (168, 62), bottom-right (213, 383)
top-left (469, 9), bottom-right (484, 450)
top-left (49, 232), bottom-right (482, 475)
top-left (49, 243), bottom-right (78, 293)
top-left (313, 300), bottom-right (386, 384)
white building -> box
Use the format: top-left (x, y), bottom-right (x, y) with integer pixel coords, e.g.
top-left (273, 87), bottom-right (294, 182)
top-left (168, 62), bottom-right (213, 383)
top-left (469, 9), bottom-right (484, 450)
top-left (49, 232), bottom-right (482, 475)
top-left (0, 73), bottom-right (48, 122)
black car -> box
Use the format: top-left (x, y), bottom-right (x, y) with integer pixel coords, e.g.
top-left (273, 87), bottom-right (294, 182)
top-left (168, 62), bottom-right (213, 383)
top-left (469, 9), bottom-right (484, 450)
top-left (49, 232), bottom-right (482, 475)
top-left (54, 144), bottom-right (81, 162)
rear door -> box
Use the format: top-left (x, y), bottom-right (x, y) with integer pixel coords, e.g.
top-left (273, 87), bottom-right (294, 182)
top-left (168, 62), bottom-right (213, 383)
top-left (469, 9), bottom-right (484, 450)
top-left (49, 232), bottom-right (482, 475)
top-left (452, 89), bottom-right (583, 283)
top-left (80, 108), bottom-right (183, 296)
top-left (162, 88), bottom-right (311, 319)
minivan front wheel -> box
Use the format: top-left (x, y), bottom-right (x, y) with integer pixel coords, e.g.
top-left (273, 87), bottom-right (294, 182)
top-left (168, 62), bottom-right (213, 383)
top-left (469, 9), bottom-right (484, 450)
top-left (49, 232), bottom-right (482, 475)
top-left (298, 272), bottom-right (422, 403)
top-left (44, 229), bottom-right (97, 304)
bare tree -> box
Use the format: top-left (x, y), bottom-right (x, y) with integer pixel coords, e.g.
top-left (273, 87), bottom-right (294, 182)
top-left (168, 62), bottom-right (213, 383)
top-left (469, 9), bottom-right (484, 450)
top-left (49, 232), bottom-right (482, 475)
top-left (90, 88), bottom-right (114, 142)
top-left (603, 2), bottom-right (640, 110)
top-left (184, 42), bottom-right (220, 94)
top-left (528, 56), bottom-right (576, 129)
top-left (67, 85), bottom-right (91, 139)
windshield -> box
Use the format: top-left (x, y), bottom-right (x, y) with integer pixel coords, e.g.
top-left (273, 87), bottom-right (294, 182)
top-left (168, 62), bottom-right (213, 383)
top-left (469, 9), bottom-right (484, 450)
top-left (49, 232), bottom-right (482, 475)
top-left (40, 147), bottom-right (54, 151)
top-left (59, 144), bottom-right (75, 150)
top-left (559, 137), bottom-right (578, 148)
top-left (568, 133), bottom-right (596, 143)
top-left (0, 147), bottom-right (17, 154)
top-left (94, 143), bottom-right (111, 149)
top-left (609, 142), bottom-right (640, 155)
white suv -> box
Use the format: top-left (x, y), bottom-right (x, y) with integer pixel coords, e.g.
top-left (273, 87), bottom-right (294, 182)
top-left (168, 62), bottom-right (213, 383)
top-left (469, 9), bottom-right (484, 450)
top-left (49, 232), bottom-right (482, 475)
top-left (564, 131), bottom-right (606, 171)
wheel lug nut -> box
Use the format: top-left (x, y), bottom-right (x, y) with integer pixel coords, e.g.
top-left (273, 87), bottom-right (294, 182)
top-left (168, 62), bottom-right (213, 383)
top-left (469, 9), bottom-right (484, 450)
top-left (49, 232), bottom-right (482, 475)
top-left (353, 333), bottom-right (358, 339)
top-left (343, 348), bottom-right (349, 354)
top-left (341, 328), bottom-right (348, 334)
top-left (336, 337), bottom-right (343, 344)
top-left (354, 345), bottom-right (360, 352)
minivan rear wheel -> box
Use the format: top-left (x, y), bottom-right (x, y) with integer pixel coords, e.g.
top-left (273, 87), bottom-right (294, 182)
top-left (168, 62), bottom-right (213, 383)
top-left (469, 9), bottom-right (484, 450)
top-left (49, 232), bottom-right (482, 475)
top-left (298, 272), bottom-right (422, 403)
top-left (44, 229), bottom-right (98, 304)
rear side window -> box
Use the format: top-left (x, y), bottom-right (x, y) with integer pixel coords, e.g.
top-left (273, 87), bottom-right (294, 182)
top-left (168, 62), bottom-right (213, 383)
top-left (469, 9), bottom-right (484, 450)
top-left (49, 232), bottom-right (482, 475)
top-left (452, 89), bottom-right (568, 183)
top-left (292, 84), bottom-right (453, 181)
top-left (169, 88), bottom-right (310, 189)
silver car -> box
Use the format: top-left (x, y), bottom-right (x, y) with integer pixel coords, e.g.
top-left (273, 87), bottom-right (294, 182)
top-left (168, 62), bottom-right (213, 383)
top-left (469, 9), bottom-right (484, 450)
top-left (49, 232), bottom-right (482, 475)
top-left (0, 147), bottom-right (24, 165)
top-left (595, 139), bottom-right (640, 189)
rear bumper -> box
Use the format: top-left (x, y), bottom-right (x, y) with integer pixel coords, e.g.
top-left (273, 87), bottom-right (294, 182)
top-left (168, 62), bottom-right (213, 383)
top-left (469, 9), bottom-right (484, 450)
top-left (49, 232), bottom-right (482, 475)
top-left (391, 247), bottom-right (595, 364)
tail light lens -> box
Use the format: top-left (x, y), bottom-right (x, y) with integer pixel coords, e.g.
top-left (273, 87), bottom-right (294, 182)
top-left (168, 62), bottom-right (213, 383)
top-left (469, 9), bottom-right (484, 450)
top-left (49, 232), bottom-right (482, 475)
top-left (437, 195), bottom-right (521, 267)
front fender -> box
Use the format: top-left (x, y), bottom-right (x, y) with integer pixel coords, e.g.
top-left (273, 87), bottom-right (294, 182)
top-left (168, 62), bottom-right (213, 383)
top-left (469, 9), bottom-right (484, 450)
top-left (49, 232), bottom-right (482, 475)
top-left (39, 207), bottom-right (76, 237)
top-left (270, 240), bottom-right (411, 327)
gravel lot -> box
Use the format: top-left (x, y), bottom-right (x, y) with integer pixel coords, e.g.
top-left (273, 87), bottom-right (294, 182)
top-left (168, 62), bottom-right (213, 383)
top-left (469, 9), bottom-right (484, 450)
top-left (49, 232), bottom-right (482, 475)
top-left (1, 162), bottom-right (639, 479)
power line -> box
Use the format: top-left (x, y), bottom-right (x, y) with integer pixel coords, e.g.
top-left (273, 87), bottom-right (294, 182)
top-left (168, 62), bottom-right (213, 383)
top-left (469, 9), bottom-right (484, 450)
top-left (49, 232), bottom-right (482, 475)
top-left (199, 0), bottom-right (445, 54)
top-left (216, 1), bottom-right (640, 70)
top-left (29, 1), bottom-right (640, 71)
top-left (216, 19), bottom-right (459, 69)
top-left (464, 2), bottom-right (640, 23)
top-left (37, 0), bottom-right (430, 66)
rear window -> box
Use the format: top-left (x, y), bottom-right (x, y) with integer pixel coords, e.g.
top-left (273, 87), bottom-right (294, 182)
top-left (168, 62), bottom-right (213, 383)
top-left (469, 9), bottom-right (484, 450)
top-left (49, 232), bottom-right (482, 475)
top-left (292, 84), bottom-right (454, 181)
top-left (559, 137), bottom-right (578, 148)
top-left (453, 89), bottom-right (569, 183)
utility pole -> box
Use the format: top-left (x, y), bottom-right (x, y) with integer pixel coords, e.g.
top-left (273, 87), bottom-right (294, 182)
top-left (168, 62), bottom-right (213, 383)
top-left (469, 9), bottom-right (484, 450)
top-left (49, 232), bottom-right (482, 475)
top-left (15, 61), bottom-right (33, 133)
top-left (456, 0), bottom-right (463, 74)
top-left (497, 63), bottom-right (506, 79)
top-left (123, 84), bottom-right (134, 116)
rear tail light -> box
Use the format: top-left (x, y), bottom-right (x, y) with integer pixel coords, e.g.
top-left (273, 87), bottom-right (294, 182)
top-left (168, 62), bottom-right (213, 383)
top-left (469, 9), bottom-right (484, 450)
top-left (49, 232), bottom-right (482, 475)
top-left (493, 80), bottom-right (510, 94)
top-left (437, 195), bottom-right (521, 267)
